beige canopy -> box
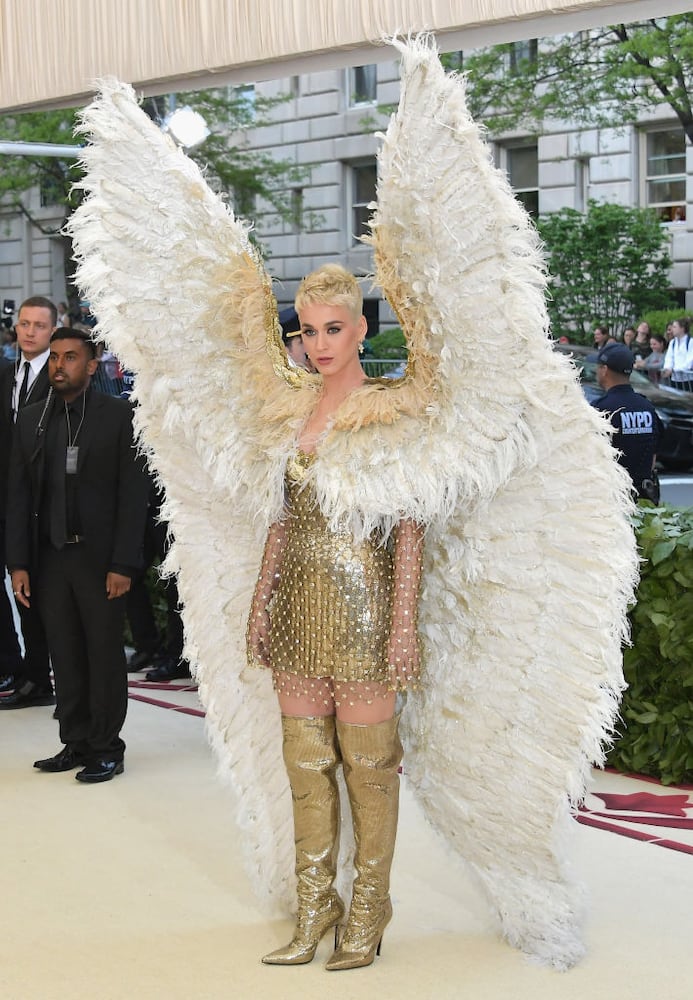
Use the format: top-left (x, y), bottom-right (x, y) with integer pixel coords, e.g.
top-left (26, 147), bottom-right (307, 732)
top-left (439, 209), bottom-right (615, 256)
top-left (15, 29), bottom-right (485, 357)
top-left (1, 0), bottom-right (690, 112)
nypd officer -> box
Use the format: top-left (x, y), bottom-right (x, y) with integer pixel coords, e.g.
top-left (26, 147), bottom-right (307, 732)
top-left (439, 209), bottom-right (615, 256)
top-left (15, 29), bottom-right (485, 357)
top-left (592, 342), bottom-right (662, 503)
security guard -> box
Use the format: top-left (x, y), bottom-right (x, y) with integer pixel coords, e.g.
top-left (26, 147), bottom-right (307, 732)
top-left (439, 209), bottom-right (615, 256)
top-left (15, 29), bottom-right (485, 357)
top-left (592, 342), bottom-right (662, 503)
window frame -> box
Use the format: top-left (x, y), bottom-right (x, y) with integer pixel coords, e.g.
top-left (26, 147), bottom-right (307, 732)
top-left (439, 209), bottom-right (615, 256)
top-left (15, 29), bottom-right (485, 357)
top-left (347, 159), bottom-right (378, 245)
top-left (347, 64), bottom-right (378, 108)
top-left (501, 142), bottom-right (539, 219)
top-left (641, 125), bottom-right (687, 223)
top-left (509, 39), bottom-right (538, 75)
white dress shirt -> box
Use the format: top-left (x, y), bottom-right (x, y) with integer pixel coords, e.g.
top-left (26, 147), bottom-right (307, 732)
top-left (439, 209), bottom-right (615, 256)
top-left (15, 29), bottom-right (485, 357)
top-left (12, 348), bottom-right (50, 418)
top-left (663, 335), bottom-right (693, 383)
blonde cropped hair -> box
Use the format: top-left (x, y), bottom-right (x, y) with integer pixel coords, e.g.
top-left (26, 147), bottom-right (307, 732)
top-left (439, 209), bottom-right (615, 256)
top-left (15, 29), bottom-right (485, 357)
top-left (295, 264), bottom-right (363, 320)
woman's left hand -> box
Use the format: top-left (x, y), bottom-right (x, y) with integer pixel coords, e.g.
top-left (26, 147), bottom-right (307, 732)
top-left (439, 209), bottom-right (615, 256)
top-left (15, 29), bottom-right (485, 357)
top-left (387, 619), bottom-right (420, 689)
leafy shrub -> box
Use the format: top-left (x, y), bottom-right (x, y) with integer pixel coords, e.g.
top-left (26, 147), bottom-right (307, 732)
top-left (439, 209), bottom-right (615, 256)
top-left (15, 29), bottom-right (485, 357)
top-left (607, 505), bottom-right (693, 784)
top-left (367, 326), bottom-right (407, 359)
top-left (641, 308), bottom-right (692, 337)
top-left (122, 564), bottom-right (169, 648)
top-left (538, 200), bottom-right (674, 343)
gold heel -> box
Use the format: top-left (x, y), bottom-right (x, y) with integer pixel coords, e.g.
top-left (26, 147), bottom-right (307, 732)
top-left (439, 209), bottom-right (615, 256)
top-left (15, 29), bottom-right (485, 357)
top-left (326, 899), bottom-right (392, 970)
top-left (261, 716), bottom-right (344, 966)
top-left (325, 716), bottom-right (402, 972)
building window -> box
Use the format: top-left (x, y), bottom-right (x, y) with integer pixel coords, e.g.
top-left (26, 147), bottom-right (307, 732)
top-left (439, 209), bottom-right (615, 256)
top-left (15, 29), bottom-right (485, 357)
top-left (575, 158), bottom-right (590, 214)
top-left (290, 188), bottom-right (303, 233)
top-left (509, 39), bottom-right (538, 74)
top-left (40, 171), bottom-right (67, 208)
top-left (348, 65), bottom-right (377, 106)
top-left (349, 161), bottom-right (377, 243)
top-left (644, 127), bottom-right (686, 222)
top-left (232, 187), bottom-right (256, 220)
top-left (505, 144), bottom-right (539, 218)
top-left (232, 84), bottom-right (256, 123)
top-left (442, 50), bottom-right (464, 73)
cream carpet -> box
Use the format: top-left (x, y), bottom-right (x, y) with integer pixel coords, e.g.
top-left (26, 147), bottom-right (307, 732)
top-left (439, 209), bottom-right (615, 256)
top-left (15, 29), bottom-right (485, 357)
top-left (2, 682), bottom-right (691, 1000)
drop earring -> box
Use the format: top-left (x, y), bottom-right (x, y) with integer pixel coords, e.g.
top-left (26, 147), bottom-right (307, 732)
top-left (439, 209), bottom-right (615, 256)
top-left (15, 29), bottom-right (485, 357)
top-left (358, 342), bottom-right (365, 355)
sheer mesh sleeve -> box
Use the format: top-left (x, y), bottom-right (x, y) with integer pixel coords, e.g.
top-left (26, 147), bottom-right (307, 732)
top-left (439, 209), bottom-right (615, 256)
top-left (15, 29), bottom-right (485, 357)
top-left (246, 520), bottom-right (288, 669)
top-left (387, 518), bottom-right (425, 690)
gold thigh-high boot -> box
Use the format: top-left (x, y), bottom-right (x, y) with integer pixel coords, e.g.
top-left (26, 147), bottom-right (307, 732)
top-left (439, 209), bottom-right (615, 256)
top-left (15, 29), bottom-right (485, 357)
top-left (262, 715), bottom-right (344, 965)
top-left (325, 715), bottom-right (403, 971)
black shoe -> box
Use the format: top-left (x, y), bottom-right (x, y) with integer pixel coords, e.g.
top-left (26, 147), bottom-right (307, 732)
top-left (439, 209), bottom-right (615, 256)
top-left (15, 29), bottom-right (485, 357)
top-left (127, 649), bottom-right (158, 672)
top-left (145, 658), bottom-right (191, 682)
top-left (0, 681), bottom-right (55, 709)
top-left (34, 746), bottom-right (84, 772)
top-left (0, 673), bottom-right (16, 694)
top-left (75, 759), bottom-right (124, 783)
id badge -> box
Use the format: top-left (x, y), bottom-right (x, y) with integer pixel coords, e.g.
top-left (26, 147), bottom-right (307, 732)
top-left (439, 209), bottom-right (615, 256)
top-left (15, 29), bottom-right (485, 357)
top-left (65, 446), bottom-right (79, 474)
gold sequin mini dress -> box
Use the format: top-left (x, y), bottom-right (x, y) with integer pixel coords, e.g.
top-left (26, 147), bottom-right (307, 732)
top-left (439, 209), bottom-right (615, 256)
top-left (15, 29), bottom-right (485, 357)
top-left (270, 450), bottom-right (394, 701)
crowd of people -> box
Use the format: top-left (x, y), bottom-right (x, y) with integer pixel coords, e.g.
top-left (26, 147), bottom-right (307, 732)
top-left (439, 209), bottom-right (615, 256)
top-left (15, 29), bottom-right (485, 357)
top-left (0, 295), bottom-right (190, 782)
top-left (554, 318), bottom-right (681, 504)
top-left (2, 298), bottom-right (125, 394)
top-left (585, 313), bottom-right (693, 505)
top-left (592, 317), bottom-right (693, 389)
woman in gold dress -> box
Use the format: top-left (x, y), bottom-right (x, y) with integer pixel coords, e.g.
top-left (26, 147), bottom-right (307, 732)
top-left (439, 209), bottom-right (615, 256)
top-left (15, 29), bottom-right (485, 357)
top-left (247, 264), bottom-right (424, 970)
top-left (69, 41), bottom-right (637, 971)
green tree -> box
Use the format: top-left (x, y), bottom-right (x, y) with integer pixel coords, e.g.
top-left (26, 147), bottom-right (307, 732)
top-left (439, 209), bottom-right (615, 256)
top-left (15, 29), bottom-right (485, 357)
top-left (0, 84), bottom-right (305, 295)
top-left (155, 86), bottom-right (307, 224)
top-left (460, 15), bottom-right (693, 141)
top-left (537, 200), bottom-right (674, 341)
top-left (0, 107), bottom-right (82, 294)
top-left (607, 505), bottom-right (693, 785)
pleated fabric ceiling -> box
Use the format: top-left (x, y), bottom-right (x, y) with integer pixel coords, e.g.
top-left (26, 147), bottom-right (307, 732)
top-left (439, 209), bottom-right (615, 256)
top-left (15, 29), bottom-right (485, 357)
top-left (0, 0), bottom-right (689, 111)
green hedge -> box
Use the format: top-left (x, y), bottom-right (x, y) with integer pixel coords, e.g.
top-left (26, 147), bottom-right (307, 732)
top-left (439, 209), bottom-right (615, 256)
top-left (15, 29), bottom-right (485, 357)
top-left (367, 326), bottom-right (407, 359)
top-left (641, 309), bottom-right (692, 337)
top-left (606, 505), bottom-right (693, 785)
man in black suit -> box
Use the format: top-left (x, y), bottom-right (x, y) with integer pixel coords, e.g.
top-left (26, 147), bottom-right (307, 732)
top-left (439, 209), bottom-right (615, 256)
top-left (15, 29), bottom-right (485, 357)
top-left (7, 328), bottom-right (149, 782)
top-left (0, 297), bottom-right (54, 707)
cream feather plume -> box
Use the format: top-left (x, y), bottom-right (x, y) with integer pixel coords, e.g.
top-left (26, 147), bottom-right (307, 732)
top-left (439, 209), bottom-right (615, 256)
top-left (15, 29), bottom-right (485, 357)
top-left (369, 36), bottom-right (638, 968)
top-left (68, 79), bottom-right (298, 909)
top-left (68, 36), bottom-right (638, 970)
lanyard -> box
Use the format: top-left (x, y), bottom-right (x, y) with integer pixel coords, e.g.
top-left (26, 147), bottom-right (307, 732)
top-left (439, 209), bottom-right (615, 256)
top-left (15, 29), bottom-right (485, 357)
top-left (65, 395), bottom-right (86, 446)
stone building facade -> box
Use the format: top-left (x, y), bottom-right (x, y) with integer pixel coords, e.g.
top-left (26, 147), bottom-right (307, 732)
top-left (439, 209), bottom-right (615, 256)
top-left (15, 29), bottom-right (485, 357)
top-left (0, 187), bottom-right (66, 319)
top-left (249, 58), bottom-right (692, 328)
top-left (1, 52), bottom-right (691, 325)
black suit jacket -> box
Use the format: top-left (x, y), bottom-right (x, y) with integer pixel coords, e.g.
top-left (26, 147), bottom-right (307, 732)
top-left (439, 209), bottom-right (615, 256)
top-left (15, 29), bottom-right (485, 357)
top-left (0, 358), bottom-right (50, 521)
top-left (6, 388), bottom-right (149, 576)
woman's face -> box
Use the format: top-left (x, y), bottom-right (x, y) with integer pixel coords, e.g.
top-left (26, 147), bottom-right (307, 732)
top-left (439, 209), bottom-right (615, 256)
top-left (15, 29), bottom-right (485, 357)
top-left (672, 321), bottom-right (686, 339)
top-left (650, 338), bottom-right (663, 354)
top-left (298, 302), bottom-right (366, 378)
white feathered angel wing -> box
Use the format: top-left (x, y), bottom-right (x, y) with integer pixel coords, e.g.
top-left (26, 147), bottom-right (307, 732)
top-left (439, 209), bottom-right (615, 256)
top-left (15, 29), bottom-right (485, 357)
top-left (68, 43), bottom-right (639, 971)
top-left (367, 37), bottom-right (639, 969)
top-left (68, 80), bottom-right (299, 910)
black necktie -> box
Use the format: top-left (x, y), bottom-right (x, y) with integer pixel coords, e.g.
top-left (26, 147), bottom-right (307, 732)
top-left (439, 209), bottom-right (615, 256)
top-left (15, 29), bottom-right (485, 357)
top-left (17, 361), bottom-right (30, 410)
top-left (49, 407), bottom-right (68, 550)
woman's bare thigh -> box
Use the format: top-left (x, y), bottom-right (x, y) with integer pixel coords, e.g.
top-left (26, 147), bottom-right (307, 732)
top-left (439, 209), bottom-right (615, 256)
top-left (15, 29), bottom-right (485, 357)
top-left (276, 676), bottom-right (395, 722)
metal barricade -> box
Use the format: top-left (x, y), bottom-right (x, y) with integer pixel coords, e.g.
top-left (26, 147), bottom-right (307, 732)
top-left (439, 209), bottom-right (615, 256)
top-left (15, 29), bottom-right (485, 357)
top-left (361, 358), bottom-right (406, 378)
top-left (659, 370), bottom-right (693, 393)
top-left (91, 362), bottom-right (125, 396)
